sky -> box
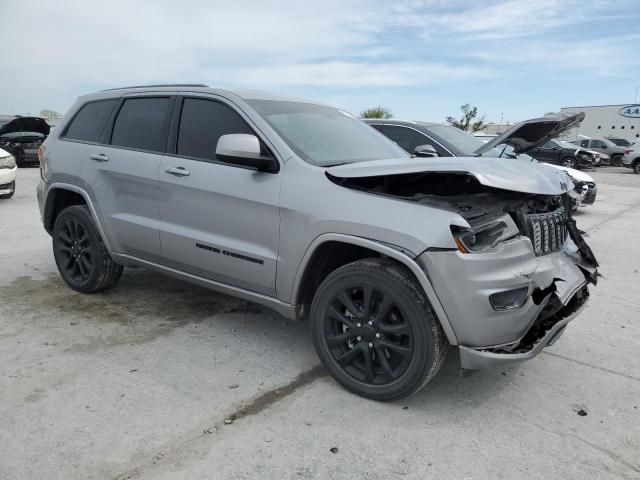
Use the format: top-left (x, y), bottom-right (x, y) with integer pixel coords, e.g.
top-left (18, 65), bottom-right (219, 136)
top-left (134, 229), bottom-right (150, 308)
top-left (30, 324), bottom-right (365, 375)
top-left (1, 0), bottom-right (639, 124)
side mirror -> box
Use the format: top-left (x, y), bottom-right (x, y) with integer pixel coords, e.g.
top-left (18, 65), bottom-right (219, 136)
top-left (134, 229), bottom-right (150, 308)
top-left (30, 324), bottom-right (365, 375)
top-left (413, 144), bottom-right (438, 158)
top-left (216, 134), bottom-right (276, 172)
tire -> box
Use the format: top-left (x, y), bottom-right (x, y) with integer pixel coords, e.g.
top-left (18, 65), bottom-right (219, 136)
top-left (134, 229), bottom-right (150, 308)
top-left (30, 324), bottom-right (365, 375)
top-left (0, 181), bottom-right (15, 199)
top-left (52, 205), bottom-right (123, 293)
top-left (561, 157), bottom-right (578, 168)
top-left (634, 161), bottom-right (640, 175)
top-left (310, 258), bottom-right (447, 401)
top-left (612, 154), bottom-right (622, 167)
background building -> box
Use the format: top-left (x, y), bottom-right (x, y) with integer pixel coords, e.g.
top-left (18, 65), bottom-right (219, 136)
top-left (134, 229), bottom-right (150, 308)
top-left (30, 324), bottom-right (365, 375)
top-left (560, 104), bottom-right (640, 142)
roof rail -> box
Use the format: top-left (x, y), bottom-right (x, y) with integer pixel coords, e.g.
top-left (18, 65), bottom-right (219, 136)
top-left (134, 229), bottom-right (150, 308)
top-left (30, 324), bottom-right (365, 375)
top-left (101, 83), bottom-right (208, 91)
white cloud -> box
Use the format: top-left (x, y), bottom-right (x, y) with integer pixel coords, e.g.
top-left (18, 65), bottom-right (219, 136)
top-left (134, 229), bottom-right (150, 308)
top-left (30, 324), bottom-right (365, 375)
top-left (0, 0), bottom-right (638, 115)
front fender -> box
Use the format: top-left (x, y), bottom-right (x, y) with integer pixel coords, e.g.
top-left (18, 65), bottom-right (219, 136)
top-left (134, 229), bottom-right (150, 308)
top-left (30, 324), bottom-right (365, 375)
top-left (289, 233), bottom-right (459, 345)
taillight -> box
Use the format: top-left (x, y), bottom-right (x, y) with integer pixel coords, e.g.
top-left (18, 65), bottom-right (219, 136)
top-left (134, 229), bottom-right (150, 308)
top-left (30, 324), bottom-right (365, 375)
top-left (38, 145), bottom-right (46, 178)
top-left (625, 149), bottom-right (632, 155)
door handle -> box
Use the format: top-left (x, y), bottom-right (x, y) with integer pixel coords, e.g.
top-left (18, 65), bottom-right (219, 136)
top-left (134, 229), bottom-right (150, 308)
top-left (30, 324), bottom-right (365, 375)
top-left (165, 166), bottom-right (190, 177)
top-left (89, 153), bottom-right (109, 162)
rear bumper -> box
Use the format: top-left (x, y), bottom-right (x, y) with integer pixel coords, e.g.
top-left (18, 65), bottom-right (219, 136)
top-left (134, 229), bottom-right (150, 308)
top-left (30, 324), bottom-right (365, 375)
top-left (458, 286), bottom-right (588, 369)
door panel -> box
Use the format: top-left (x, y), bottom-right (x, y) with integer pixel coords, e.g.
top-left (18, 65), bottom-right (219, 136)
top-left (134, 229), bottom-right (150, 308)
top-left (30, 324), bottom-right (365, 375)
top-left (158, 158), bottom-right (281, 296)
top-left (82, 146), bottom-right (163, 260)
top-left (80, 96), bottom-right (172, 261)
top-left (157, 96), bottom-right (281, 296)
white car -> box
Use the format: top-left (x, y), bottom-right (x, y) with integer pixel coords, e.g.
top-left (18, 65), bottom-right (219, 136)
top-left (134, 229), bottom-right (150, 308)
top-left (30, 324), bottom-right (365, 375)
top-left (0, 147), bottom-right (17, 199)
top-left (544, 163), bottom-right (597, 208)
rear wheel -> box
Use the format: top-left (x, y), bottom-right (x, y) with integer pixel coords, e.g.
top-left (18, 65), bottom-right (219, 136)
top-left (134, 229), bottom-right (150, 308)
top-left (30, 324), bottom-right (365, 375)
top-left (561, 157), bottom-right (578, 168)
top-left (52, 205), bottom-right (123, 293)
top-left (634, 161), bottom-right (640, 174)
top-left (0, 181), bottom-right (15, 199)
top-left (612, 154), bottom-right (622, 167)
top-left (310, 258), bottom-right (447, 401)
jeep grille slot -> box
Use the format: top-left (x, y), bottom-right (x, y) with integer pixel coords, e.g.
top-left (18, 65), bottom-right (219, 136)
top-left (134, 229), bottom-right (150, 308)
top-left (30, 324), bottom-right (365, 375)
top-left (525, 208), bottom-right (567, 256)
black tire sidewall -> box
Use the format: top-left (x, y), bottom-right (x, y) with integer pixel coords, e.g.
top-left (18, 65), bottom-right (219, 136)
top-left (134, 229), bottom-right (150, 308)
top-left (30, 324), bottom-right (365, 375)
top-left (310, 261), bottom-right (438, 400)
top-left (562, 157), bottom-right (577, 168)
top-left (52, 206), bottom-right (106, 292)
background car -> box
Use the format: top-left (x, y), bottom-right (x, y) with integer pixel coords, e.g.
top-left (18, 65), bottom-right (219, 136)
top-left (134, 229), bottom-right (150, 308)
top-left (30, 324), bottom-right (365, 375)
top-left (0, 146), bottom-right (17, 199)
top-left (572, 137), bottom-right (626, 166)
top-left (622, 146), bottom-right (640, 173)
top-left (531, 139), bottom-right (595, 169)
top-left (0, 116), bottom-right (50, 167)
top-left (365, 119), bottom-right (597, 207)
top-left (607, 137), bottom-right (632, 147)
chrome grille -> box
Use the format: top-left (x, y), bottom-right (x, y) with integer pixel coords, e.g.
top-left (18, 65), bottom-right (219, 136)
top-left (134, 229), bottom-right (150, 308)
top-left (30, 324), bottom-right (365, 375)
top-left (525, 208), bottom-right (567, 256)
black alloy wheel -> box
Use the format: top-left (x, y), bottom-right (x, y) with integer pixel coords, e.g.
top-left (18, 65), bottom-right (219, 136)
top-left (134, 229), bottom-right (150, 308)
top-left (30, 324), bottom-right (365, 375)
top-left (52, 205), bottom-right (123, 293)
top-left (311, 258), bottom-right (447, 401)
top-left (322, 285), bottom-right (414, 385)
top-left (56, 217), bottom-right (93, 283)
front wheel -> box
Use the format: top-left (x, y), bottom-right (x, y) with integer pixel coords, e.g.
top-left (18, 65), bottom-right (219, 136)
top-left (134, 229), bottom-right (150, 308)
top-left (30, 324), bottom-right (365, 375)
top-left (310, 258), bottom-right (447, 401)
top-left (52, 205), bottom-right (123, 293)
top-left (561, 157), bottom-right (578, 168)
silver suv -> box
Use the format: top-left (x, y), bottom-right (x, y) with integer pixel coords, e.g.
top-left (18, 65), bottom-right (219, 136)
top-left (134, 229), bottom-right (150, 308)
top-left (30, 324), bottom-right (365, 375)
top-left (37, 85), bottom-right (598, 400)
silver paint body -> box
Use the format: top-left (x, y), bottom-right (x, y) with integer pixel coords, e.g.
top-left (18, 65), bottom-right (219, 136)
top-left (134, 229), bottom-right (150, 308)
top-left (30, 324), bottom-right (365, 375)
top-left (37, 86), bottom-right (594, 369)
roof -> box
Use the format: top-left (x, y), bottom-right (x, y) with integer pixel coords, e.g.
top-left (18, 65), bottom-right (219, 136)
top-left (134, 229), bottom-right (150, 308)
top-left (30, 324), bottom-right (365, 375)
top-left (87, 84), bottom-right (320, 104)
top-left (363, 119), bottom-right (441, 127)
top-left (560, 104), bottom-right (640, 109)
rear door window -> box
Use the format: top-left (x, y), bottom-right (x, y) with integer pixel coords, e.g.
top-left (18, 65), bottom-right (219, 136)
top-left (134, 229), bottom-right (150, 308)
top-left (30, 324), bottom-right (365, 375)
top-left (64, 100), bottom-right (118, 142)
top-left (111, 97), bottom-right (170, 152)
top-left (176, 98), bottom-right (254, 161)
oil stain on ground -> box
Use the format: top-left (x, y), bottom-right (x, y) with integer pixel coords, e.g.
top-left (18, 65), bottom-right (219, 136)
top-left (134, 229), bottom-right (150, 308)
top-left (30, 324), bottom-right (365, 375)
top-left (0, 270), bottom-right (257, 352)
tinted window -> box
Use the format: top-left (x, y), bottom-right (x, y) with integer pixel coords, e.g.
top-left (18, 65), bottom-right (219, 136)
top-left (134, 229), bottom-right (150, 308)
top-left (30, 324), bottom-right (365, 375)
top-left (580, 140), bottom-right (589, 147)
top-left (383, 126), bottom-right (432, 154)
top-left (111, 97), bottom-right (170, 152)
top-left (177, 98), bottom-right (253, 160)
top-left (65, 100), bottom-right (117, 142)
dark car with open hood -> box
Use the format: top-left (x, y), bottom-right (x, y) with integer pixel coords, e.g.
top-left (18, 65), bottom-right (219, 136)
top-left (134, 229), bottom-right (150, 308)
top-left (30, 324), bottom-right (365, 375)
top-left (0, 116), bottom-right (51, 167)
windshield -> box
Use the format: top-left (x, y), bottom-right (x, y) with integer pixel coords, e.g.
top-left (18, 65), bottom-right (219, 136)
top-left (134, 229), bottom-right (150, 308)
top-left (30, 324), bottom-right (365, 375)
top-left (247, 100), bottom-right (407, 166)
top-left (423, 124), bottom-right (505, 157)
top-left (556, 140), bottom-right (578, 149)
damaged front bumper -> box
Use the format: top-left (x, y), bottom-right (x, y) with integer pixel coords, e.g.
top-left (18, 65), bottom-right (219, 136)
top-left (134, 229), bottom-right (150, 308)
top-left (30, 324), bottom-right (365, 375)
top-left (417, 232), bottom-right (597, 369)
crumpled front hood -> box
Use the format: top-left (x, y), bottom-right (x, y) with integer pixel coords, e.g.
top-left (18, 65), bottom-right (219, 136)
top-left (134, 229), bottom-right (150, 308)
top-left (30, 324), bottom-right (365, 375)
top-left (326, 156), bottom-right (572, 196)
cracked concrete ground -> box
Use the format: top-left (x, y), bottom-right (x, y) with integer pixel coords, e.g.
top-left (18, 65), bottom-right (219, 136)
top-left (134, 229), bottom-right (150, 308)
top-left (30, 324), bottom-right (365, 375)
top-left (1, 168), bottom-right (639, 480)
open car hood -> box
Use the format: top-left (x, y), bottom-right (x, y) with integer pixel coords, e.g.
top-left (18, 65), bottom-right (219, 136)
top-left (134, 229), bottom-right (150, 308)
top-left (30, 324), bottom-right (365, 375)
top-left (326, 156), bottom-right (572, 196)
top-left (473, 112), bottom-right (585, 156)
top-left (0, 117), bottom-right (50, 137)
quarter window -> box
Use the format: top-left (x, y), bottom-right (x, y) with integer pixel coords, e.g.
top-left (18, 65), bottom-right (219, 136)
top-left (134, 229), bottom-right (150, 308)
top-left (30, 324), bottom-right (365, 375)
top-left (177, 98), bottom-right (254, 161)
top-left (64, 100), bottom-right (117, 142)
top-left (111, 97), bottom-right (170, 152)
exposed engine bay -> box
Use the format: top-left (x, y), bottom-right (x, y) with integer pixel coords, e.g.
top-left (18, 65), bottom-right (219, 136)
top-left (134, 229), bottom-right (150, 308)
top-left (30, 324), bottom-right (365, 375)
top-left (328, 170), bottom-right (599, 270)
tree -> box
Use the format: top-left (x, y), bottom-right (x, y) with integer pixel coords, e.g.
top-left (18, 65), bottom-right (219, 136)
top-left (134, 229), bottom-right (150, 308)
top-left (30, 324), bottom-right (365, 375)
top-left (446, 104), bottom-right (487, 133)
top-left (360, 105), bottom-right (393, 119)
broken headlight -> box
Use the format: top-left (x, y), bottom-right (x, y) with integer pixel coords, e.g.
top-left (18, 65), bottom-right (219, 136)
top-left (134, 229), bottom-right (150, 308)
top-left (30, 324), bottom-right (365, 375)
top-left (451, 213), bottom-right (520, 253)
